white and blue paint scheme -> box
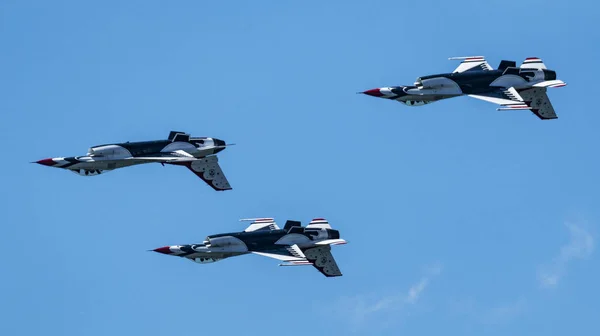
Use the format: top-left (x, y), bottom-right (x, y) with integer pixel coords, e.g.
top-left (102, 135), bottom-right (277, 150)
top-left (361, 56), bottom-right (566, 120)
top-left (153, 218), bottom-right (347, 277)
top-left (34, 131), bottom-right (233, 191)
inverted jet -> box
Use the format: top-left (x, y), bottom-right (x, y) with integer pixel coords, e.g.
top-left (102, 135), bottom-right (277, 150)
top-left (361, 56), bottom-right (566, 120)
top-left (153, 218), bottom-right (347, 277)
top-left (34, 131), bottom-right (232, 191)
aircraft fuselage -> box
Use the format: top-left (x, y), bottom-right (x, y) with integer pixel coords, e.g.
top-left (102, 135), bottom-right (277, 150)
top-left (364, 67), bottom-right (557, 106)
top-left (154, 226), bottom-right (341, 264)
top-left (35, 136), bottom-right (226, 176)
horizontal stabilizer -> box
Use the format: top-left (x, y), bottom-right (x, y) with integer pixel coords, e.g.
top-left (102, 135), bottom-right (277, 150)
top-left (306, 218), bottom-right (332, 229)
top-left (169, 155), bottom-right (232, 190)
top-left (518, 88), bottom-right (557, 120)
top-left (303, 245), bottom-right (342, 277)
top-left (520, 57), bottom-right (547, 69)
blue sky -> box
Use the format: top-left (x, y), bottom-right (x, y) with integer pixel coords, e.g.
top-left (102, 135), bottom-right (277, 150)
top-left (1, 1), bottom-right (598, 335)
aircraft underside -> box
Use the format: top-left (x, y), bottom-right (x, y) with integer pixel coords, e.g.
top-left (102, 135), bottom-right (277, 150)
top-left (395, 94), bottom-right (460, 106)
top-left (66, 160), bottom-right (144, 176)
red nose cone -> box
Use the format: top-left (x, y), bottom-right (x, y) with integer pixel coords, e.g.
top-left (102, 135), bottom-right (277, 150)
top-left (362, 88), bottom-right (384, 97)
top-left (36, 158), bottom-right (56, 166)
top-left (153, 246), bottom-right (172, 254)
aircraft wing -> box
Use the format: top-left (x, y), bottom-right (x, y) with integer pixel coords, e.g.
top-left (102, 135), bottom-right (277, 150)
top-left (125, 150), bottom-right (198, 163)
top-left (468, 87), bottom-right (558, 120)
top-left (449, 56), bottom-right (493, 73)
top-left (252, 244), bottom-right (309, 263)
top-left (468, 87), bottom-right (527, 107)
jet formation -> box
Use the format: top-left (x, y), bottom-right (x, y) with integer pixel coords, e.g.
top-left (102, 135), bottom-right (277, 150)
top-left (361, 56), bottom-right (566, 120)
top-left (34, 131), bottom-right (232, 191)
top-left (34, 55), bottom-right (567, 278)
top-left (153, 217), bottom-right (347, 277)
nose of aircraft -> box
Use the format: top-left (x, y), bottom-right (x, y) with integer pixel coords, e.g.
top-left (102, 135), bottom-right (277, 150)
top-left (153, 246), bottom-right (173, 255)
top-left (34, 158), bottom-right (56, 166)
top-left (361, 88), bottom-right (384, 97)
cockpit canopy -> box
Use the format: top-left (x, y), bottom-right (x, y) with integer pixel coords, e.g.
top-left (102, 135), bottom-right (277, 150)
top-left (86, 145), bottom-right (130, 158)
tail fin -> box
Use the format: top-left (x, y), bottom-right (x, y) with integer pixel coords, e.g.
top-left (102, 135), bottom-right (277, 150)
top-left (520, 57), bottom-right (547, 69)
top-left (306, 218), bottom-right (332, 229)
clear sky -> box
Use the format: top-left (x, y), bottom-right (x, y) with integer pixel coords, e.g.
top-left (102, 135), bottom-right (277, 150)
top-left (1, 1), bottom-right (599, 335)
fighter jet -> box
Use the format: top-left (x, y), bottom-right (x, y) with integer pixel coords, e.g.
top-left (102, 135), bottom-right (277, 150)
top-left (153, 217), bottom-right (347, 277)
top-left (361, 56), bottom-right (566, 120)
top-left (34, 131), bottom-right (232, 191)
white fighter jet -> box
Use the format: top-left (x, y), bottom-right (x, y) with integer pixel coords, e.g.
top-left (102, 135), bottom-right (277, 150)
top-left (361, 56), bottom-right (566, 119)
top-left (153, 218), bottom-right (347, 277)
top-left (34, 131), bottom-right (233, 191)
